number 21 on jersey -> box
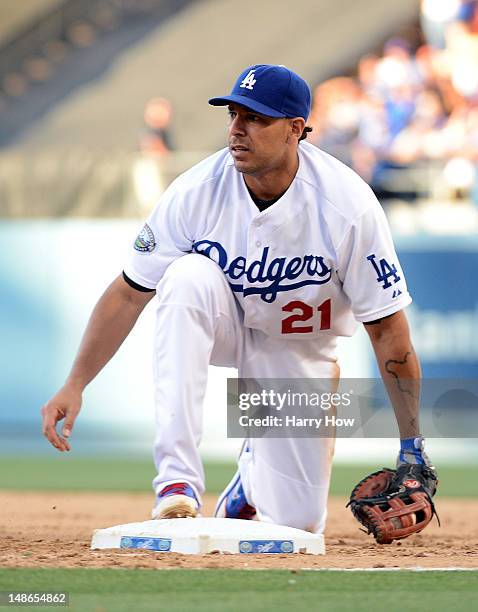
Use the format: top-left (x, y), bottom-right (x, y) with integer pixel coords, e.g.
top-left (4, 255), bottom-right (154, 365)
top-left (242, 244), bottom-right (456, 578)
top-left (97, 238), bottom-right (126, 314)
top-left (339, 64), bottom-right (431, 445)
top-left (281, 299), bottom-right (331, 334)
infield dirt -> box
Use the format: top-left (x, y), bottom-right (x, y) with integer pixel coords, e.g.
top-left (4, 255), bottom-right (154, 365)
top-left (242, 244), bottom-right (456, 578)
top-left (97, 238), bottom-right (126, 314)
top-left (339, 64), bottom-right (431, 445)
top-left (1, 493), bottom-right (476, 570)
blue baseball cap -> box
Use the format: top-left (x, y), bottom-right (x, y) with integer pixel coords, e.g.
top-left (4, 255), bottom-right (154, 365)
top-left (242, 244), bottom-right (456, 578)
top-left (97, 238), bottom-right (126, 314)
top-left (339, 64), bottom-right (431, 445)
top-left (209, 64), bottom-right (311, 121)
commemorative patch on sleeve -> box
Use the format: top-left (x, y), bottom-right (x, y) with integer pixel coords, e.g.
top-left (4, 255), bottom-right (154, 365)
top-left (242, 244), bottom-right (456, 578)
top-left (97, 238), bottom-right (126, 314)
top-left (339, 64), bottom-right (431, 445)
top-left (134, 223), bottom-right (156, 253)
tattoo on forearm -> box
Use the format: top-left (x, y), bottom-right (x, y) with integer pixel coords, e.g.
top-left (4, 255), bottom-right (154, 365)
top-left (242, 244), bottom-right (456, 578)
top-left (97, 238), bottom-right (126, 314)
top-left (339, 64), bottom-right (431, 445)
top-left (384, 351), bottom-right (418, 399)
top-left (385, 351), bottom-right (412, 376)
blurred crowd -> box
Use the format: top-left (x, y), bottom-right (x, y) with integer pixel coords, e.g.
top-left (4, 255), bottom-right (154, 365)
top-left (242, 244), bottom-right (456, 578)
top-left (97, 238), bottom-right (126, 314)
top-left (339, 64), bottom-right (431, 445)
top-left (140, 96), bottom-right (175, 156)
top-left (309, 0), bottom-right (478, 202)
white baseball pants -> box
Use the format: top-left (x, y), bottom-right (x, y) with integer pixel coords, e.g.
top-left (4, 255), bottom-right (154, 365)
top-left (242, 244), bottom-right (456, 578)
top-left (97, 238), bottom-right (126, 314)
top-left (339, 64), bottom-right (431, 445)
top-left (152, 253), bottom-right (337, 533)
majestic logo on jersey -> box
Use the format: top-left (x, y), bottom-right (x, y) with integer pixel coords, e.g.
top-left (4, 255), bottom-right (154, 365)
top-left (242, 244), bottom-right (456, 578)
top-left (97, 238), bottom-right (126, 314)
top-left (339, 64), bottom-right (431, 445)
top-left (134, 223), bottom-right (156, 253)
top-left (193, 240), bottom-right (332, 303)
top-left (240, 69), bottom-right (257, 90)
top-left (367, 254), bottom-right (400, 289)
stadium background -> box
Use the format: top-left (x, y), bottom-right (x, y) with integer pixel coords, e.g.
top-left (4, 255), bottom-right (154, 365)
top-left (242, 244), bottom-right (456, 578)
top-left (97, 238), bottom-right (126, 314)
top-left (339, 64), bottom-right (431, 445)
top-left (0, 1), bottom-right (477, 610)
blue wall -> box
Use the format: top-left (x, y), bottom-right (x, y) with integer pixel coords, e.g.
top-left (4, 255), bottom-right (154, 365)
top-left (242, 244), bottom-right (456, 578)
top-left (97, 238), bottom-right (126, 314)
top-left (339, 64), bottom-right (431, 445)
top-left (397, 236), bottom-right (478, 378)
top-left (0, 220), bottom-right (155, 435)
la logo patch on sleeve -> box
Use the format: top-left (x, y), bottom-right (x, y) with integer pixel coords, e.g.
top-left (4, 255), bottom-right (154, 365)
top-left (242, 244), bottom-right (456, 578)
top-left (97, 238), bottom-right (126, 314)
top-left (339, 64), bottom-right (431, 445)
top-left (366, 253), bottom-right (400, 289)
top-left (134, 223), bottom-right (156, 253)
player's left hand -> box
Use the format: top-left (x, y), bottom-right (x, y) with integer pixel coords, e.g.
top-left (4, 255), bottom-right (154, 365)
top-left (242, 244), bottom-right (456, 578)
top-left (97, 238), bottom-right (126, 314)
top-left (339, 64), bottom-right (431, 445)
top-left (347, 464), bottom-right (439, 544)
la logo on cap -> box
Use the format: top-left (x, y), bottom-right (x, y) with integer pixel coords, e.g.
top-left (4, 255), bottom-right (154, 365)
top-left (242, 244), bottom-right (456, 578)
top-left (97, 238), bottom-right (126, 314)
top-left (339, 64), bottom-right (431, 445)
top-left (240, 69), bottom-right (257, 90)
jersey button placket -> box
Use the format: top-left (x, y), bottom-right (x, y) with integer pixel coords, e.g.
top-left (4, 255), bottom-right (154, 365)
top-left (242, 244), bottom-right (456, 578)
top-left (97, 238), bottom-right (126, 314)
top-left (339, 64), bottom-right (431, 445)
top-left (244, 218), bottom-right (266, 327)
top-left (249, 217), bottom-right (264, 254)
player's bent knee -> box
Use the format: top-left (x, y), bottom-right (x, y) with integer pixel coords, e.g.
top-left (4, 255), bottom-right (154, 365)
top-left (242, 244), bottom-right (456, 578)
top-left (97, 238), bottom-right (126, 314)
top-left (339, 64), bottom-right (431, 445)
top-left (158, 253), bottom-right (229, 305)
top-left (161, 253), bottom-right (220, 284)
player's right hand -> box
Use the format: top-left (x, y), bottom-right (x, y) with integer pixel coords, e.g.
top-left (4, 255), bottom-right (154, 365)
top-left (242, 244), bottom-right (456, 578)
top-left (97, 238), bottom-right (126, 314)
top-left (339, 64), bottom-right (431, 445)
top-left (41, 385), bottom-right (82, 452)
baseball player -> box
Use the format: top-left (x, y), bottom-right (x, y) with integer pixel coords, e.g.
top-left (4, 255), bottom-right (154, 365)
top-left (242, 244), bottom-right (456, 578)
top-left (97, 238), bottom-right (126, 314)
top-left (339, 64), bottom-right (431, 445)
top-left (41, 65), bottom-right (437, 535)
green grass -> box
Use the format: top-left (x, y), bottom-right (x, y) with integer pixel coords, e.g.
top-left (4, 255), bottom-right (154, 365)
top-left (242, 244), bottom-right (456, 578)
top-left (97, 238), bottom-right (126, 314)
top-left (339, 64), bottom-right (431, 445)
top-left (0, 456), bottom-right (476, 497)
top-left (0, 569), bottom-right (476, 612)
top-left (0, 457), bottom-right (232, 493)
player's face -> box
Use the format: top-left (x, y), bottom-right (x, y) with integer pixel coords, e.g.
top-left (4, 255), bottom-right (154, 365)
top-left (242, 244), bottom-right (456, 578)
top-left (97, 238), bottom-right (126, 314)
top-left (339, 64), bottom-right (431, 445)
top-left (227, 104), bottom-right (298, 176)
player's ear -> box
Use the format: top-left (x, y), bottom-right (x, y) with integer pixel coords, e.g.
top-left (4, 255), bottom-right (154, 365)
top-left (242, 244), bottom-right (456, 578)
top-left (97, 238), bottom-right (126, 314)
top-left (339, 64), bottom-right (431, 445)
top-left (289, 117), bottom-right (306, 141)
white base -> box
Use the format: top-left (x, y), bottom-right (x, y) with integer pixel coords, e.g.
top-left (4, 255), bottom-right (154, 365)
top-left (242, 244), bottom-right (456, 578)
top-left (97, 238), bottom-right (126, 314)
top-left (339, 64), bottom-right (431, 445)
top-left (91, 517), bottom-right (325, 555)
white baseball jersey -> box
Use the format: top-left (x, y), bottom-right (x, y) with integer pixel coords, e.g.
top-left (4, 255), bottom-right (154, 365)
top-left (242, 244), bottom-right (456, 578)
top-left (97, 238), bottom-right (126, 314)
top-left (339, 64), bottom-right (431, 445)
top-left (124, 141), bottom-right (411, 342)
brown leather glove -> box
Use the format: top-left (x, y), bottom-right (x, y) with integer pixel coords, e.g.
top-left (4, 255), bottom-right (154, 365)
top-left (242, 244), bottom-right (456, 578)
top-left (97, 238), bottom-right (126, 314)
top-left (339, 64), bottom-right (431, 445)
top-left (347, 464), bottom-right (439, 544)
